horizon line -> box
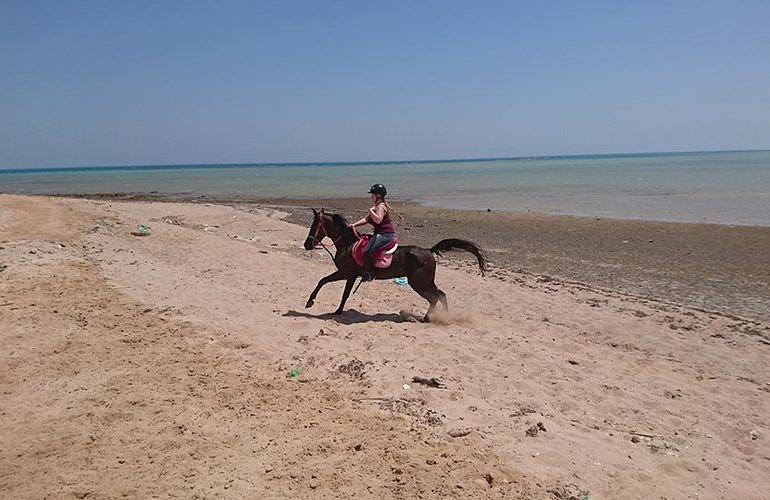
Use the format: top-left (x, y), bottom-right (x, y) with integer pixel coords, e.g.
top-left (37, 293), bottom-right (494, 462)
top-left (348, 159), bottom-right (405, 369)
top-left (2, 147), bottom-right (769, 173)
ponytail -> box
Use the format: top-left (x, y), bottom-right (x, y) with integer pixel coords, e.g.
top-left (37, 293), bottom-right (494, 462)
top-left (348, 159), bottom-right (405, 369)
top-left (382, 199), bottom-right (405, 223)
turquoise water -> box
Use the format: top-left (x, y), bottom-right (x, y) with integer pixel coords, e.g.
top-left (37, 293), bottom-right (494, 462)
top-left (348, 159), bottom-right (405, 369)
top-left (2, 150), bottom-right (769, 226)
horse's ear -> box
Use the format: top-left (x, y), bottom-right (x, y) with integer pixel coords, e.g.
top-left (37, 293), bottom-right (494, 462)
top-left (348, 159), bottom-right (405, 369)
top-left (312, 208), bottom-right (317, 215)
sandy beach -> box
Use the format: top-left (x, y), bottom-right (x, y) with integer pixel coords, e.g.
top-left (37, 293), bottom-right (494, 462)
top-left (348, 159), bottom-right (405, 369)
top-left (73, 193), bottom-right (770, 322)
top-left (2, 194), bottom-right (769, 499)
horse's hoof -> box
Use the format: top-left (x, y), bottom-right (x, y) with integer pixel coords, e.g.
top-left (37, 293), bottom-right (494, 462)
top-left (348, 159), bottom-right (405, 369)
top-left (305, 300), bottom-right (314, 308)
top-left (332, 309), bottom-right (343, 315)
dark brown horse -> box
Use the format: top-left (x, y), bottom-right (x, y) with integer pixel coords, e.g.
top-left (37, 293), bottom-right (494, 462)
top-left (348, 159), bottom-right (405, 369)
top-left (303, 208), bottom-right (486, 322)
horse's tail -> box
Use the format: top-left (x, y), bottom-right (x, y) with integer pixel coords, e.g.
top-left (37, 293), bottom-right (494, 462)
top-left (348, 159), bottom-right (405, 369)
top-left (430, 239), bottom-right (487, 276)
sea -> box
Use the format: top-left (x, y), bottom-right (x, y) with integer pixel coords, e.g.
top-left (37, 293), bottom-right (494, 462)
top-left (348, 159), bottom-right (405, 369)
top-left (2, 150), bottom-right (769, 226)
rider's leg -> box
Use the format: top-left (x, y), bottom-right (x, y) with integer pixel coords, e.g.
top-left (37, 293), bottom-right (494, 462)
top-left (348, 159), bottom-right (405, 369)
top-left (362, 234), bottom-right (389, 281)
top-left (362, 237), bottom-right (378, 281)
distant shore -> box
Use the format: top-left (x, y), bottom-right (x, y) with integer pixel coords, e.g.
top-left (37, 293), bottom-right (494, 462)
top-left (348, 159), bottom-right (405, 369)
top-left (59, 193), bottom-right (770, 322)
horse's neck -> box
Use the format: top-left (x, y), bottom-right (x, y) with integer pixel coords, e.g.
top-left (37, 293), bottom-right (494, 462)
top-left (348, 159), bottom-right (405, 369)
top-left (327, 221), bottom-right (353, 251)
top-left (325, 221), bottom-right (346, 251)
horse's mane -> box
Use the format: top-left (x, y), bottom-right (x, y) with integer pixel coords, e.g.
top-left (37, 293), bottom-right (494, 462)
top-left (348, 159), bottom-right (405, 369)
top-left (330, 213), bottom-right (357, 245)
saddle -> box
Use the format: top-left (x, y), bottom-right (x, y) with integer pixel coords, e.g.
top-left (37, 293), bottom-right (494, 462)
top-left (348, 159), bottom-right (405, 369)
top-left (352, 234), bottom-right (398, 269)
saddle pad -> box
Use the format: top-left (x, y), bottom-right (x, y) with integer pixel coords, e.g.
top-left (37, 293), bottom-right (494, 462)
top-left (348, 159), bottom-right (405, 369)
top-left (352, 235), bottom-right (398, 269)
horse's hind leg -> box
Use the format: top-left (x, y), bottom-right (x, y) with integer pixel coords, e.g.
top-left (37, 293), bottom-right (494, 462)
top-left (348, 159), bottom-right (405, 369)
top-left (437, 289), bottom-right (448, 314)
top-left (424, 288), bottom-right (448, 322)
top-left (410, 282), bottom-right (444, 323)
top-left (407, 261), bottom-right (445, 322)
top-left (423, 291), bottom-right (439, 322)
top-left (425, 288), bottom-right (449, 322)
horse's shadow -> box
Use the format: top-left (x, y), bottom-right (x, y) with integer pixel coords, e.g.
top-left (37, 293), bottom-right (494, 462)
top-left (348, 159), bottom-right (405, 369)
top-left (283, 308), bottom-right (404, 325)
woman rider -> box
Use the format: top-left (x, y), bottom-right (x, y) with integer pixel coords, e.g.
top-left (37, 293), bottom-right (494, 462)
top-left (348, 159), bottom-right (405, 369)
top-left (348, 184), bottom-right (396, 281)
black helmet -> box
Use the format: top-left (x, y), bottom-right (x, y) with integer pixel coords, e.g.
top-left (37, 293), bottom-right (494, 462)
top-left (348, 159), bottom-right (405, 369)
top-left (368, 183), bottom-right (387, 196)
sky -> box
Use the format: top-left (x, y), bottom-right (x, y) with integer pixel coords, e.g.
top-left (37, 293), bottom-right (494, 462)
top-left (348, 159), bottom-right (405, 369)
top-left (2, 1), bottom-right (769, 168)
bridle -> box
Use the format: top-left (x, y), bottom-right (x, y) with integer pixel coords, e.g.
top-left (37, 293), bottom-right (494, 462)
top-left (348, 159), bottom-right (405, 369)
top-left (309, 208), bottom-right (350, 260)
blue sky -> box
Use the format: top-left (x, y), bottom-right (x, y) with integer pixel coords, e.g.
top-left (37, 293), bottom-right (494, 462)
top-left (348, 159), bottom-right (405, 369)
top-left (2, 0), bottom-right (769, 168)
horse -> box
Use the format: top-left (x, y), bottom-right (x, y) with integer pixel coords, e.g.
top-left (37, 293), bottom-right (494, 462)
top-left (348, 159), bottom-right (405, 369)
top-left (303, 208), bottom-right (487, 322)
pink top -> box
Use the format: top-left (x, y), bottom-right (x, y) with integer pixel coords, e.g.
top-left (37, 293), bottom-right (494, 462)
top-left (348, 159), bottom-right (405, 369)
top-left (367, 209), bottom-right (395, 235)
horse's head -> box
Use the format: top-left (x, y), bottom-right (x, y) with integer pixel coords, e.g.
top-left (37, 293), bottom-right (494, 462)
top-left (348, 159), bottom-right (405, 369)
top-left (304, 208), bottom-right (329, 250)
top-left (304, 209), bottom-right (355, 250)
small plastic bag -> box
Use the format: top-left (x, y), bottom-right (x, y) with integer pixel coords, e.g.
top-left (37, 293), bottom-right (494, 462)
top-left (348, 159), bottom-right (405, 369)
top-left (131, 224), bottom-right (151, 236)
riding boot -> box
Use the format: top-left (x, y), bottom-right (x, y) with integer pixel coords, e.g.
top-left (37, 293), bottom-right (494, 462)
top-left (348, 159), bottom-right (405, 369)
top-left (362, 252), bottom-right (375, 281)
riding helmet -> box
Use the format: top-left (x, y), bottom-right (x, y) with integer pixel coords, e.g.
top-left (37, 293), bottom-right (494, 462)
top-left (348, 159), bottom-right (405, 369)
top-left (368, 184), bottom-right (387, 196)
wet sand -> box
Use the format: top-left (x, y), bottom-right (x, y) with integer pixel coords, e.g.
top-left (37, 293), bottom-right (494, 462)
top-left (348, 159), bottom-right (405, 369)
top-left (285, 197), bottom-right (770, 323)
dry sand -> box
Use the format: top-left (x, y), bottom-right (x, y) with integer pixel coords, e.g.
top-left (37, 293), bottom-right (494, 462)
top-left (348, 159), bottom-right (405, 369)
top-left (1, 194), bottom-right (769, 499)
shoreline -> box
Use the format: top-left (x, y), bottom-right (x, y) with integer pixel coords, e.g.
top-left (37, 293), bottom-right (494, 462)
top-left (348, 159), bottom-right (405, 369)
top-left (50, 191), bottom-right (770, 228)
top-left (54, 193), bottom-right (770, 323)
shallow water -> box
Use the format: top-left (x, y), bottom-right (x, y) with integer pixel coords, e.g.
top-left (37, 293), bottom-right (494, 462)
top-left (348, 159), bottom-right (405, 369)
top-left (2, 150), bottom-right (769, 225)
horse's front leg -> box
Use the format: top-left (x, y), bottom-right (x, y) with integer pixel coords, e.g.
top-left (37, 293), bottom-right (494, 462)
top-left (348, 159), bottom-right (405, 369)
top-left (306, 270), bottom-right (347, 308)
top-left (333, 278), bottom-right (357, 315)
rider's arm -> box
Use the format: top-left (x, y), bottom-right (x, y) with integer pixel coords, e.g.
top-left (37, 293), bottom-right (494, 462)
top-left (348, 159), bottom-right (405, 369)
top-left (367, 203), bottom-right (386, 224)
top-left (350, 217), bottom-right (368, 228)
